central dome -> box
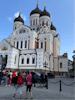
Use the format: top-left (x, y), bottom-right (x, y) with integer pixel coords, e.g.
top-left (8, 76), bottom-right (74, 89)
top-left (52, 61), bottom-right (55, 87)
top-left (30, 3), bottom-right (42, 16)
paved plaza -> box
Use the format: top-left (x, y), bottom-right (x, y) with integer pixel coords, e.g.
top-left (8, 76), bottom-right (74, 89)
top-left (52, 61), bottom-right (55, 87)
top-left (0, 77), bottom-right (74, 100)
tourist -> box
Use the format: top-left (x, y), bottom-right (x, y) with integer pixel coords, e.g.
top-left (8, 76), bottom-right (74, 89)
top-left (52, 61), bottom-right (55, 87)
top-left (8, 70), bottom-right (12, 86)
top-left (0, 69), bottom-right (3, 86)
top-left (12, 71), bottom-right (25, 99)
top-left (12, 70), bottom-right (16, 85)
top-left (44, 72), bottom-right (48, 89)
top-left (40, 70), bottom-right (44, 87)
top-left (26, 70), bottom-right (33, 100)
top-left (4, 70), bottom-right (8, 86)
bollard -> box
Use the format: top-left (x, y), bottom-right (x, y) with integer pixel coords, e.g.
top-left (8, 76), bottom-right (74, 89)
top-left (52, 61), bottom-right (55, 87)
top-left (60, 80), bottom-right (62, 91)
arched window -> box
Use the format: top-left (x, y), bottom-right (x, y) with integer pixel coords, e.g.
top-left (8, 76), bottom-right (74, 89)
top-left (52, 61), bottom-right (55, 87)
top-left (41, 42), bottom-right (43, 48)
top-left (14, 56), bottom-right (17, 64)
top-left (42, 21), bottom-right (44, 26)
top-left (46, 21), bottom-right (48, 26)
top-left (27, 58), bottom-right (29, 64)
top-left (21, 41), bottom-right (23, 48)
top-left (23, 30), bottom-right (26, 33)
top-left (21, 58), bottom-right (24, 64)
top-left (33, 20), bottom-right (35, 25)
top-left (32, 57), bottom-right (35, 64)
top-left (17, 42), bottom-right (19, 49)
top-left (37, 27), bottom-right (39, 31)
top-left (25, 41), bottom-right (27, 48)
top-left (33, 28), bottom-right (35, 30)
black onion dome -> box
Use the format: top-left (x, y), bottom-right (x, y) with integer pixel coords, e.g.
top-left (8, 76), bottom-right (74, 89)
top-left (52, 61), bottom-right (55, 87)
top-left (50, 22), bottom-right (56, 31)
top-left (40, 7), bottom-right (50, 17)
top-left (30, 4), bottom-right (42, 16)
top-left (14, 13), bottom-right (24, 23)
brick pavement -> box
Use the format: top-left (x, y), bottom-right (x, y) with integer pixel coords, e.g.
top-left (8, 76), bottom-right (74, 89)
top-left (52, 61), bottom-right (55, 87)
top-left (0, 78), bottom-right (74, 100)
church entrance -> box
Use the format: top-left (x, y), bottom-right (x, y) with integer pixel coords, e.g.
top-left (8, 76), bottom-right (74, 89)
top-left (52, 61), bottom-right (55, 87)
top-left (0, 55), bottom-right (8, 70)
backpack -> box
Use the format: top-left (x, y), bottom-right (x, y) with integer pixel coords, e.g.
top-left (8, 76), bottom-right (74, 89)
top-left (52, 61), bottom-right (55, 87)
top-left (17, 76), bottom-right (23, 85)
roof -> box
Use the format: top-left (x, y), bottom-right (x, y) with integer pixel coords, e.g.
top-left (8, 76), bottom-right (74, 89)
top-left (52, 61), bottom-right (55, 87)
top-left (30, 4), bottom-right (42, 16)
top-left (58, 53), bottom-right (67, 58)
top-left (50, 22), bottom-right (56, 31)
top-left (40, 7), bottom-right (50, 17)
top-left (4, 39), bottom-right (19, 50)
top-left (54, 34), bottom-right (59, 38)
top-left (14, 13), bottom-right (24, 23)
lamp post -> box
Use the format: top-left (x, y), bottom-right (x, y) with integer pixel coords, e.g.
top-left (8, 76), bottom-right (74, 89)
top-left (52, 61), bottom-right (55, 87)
top-left (43, 61), bottom-right (48, 72)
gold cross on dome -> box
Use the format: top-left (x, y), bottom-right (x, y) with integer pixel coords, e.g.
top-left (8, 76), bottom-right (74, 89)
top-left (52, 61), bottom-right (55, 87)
top-left (19, 8), bottom-right (21, 13)
top-left (44, 1), bottom-right (46, 7)
top-left (37, 0), bottom-right (38, 5)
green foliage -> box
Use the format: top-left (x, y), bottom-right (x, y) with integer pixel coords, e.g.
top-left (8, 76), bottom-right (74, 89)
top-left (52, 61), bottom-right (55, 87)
top-left (72, 61), bottom-right (75, 71)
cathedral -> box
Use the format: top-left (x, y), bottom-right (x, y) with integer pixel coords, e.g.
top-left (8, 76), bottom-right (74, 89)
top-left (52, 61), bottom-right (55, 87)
top-left (0, 2), bottom-right (68, 75)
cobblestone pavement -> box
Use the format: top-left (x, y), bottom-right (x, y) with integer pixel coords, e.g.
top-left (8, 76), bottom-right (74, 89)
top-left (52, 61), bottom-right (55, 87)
top-left (0, 77), bottom-right (74, 100)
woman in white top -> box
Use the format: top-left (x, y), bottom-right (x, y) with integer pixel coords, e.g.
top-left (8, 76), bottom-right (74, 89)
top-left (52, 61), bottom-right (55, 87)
top-left (8, 70), bottom-right (12, 86)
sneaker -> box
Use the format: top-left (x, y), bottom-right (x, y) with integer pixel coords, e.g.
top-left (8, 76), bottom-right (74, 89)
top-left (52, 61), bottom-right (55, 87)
top-left (8, 85), bottom-right (10, 86)
top-left (5, 85), bottom-right (7, 87)
top-left (12, 96), bottom-right (15, 99)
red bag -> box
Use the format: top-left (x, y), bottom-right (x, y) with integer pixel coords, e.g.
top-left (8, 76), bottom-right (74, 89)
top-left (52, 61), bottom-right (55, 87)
top-left (17, 76), bottom-right (24, 85)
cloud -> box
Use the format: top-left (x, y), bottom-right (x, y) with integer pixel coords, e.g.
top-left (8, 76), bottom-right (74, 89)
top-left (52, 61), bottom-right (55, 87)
top-left (7, 17), bottom-right (12, 22)
top-left (14, 12), bottom-right (19, 17)
top-left (7, 12), bottom-right (26, 22)
top-left (14, 12), bottom-right (26, 21)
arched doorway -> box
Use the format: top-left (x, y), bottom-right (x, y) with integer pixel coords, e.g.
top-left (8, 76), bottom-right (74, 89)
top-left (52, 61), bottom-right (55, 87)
top-left (2, 55), bottom-right (8, 70)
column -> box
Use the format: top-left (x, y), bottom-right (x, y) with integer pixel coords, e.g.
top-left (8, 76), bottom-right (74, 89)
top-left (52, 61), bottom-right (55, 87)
top-left (23, 40), bottom-right (25, 49)
top-left (19, 41), bottom-right (21, 49)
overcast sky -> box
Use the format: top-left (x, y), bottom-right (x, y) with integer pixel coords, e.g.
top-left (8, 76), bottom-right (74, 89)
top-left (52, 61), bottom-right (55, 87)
top-left (0, 0), bottom-right (74, 61)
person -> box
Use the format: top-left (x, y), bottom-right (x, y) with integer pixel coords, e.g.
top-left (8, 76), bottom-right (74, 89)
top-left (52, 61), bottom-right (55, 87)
top-left (40, 70), bottom-right (44, 87)
top-left (26, 70), bottom-right (33, 100)
top-left (12, 71), bottom-right (25, 99)
top-left (8, 70), bottom-right (12, 86)
top-left (4, 70), bottom-right (8, 86)
top-left (44, 72), bottom-right (48, 89)
top-left (0, 70), bottom-right (3, 86)
top-left (11, 70), bottom-right (16, 86)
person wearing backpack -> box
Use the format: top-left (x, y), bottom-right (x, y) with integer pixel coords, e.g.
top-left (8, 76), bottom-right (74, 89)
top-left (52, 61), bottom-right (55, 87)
top-left (12, 71), bottom-right (24, 100)
top-left (26, 70), bottom-right (33, 100)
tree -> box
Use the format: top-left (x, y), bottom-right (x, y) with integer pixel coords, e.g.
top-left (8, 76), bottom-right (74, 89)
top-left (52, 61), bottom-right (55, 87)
top-left (72, 50), bottom-right (75, 72)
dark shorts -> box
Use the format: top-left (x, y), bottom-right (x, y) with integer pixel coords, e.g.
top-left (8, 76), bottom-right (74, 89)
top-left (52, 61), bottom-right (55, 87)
top-left (45, 79), bottom-right (48, 83)
top-left (26, 85), bottom-right (32, 92)
top-left (41, 79), bottom-right (44, 83)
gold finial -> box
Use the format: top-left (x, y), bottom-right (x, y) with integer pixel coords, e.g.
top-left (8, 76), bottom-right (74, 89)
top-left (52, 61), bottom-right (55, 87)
top-left (37, 0), bottom-right (38, 8)
top-left (37, 0), bottom-right (38, 5)
top-left (19, 8), bottom-right (21, 14)
top-left (44, 1), bottom-right (46, 7)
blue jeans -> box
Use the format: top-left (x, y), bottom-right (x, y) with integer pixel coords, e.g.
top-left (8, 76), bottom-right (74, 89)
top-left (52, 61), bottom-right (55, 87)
top-left (4, 76), bottom-right (8, 85)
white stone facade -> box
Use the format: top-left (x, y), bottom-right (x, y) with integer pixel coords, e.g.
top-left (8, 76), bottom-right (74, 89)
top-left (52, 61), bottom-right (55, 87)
top-left (0, 3), bottom-right (68, 74)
